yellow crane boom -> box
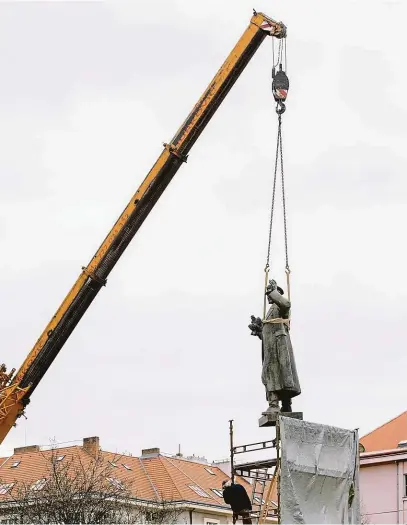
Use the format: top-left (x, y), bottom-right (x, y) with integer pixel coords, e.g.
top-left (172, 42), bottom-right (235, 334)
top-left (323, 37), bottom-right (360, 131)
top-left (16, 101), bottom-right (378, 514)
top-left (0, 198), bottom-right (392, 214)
top-left (0, 10), bottom-right (286, 444)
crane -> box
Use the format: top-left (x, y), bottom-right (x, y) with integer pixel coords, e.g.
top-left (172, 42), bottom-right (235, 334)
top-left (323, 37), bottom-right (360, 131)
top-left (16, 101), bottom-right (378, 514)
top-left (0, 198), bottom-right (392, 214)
top-left (0, 10), bottom-right (287, 444)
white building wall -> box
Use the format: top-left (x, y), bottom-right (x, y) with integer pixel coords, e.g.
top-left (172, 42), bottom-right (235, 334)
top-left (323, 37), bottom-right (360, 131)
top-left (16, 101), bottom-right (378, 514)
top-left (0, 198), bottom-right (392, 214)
top-left (181, 509), bottom-right (232, 524)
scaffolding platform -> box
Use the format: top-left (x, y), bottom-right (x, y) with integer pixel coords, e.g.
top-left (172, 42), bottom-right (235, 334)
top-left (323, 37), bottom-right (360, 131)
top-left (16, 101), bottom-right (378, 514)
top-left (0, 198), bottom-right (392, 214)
top-left (233, 439), bottom-right (276, 455)
top-left (234, 458), bottom-right (277, 480)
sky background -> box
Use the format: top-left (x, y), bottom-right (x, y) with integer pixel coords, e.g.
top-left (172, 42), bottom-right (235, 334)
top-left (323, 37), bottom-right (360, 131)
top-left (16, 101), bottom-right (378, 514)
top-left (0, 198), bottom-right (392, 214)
top-left (0, 0), bottom-right (406, 461)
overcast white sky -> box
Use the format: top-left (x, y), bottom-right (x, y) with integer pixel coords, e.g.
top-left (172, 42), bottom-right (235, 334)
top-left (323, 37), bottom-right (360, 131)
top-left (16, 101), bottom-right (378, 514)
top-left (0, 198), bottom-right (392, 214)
top-left (0, 0), bottom-right (406, 461)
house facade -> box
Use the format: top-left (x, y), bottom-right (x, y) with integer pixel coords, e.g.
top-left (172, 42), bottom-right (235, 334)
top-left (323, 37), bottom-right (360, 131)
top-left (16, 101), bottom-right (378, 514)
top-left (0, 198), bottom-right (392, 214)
top-left (359, 411), bottom-right (407, 524)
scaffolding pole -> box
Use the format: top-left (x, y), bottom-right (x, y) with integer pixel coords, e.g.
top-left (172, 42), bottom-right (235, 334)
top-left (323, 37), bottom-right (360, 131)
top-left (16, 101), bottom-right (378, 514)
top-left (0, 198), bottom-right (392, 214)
top-left (228, 420), bottom-right (279, 524)
top-left (230, 419), bottom-right (235, 484)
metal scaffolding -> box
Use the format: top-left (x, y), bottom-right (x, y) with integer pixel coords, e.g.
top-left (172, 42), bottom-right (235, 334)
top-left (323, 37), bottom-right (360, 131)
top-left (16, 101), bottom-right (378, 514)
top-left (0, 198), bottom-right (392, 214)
top-left (229, 419), bottom-right (281, 524)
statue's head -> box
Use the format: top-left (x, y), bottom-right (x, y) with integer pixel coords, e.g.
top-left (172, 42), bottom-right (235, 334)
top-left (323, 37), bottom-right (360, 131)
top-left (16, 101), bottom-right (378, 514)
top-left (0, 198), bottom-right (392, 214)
top-left (265, 279), bottom-right (284, 304)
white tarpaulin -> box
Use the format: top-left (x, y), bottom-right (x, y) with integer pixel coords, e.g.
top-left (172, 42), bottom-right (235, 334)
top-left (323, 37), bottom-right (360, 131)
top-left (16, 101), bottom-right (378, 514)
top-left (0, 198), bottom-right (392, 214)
top-left (279, 416), bottom-right (360, 524)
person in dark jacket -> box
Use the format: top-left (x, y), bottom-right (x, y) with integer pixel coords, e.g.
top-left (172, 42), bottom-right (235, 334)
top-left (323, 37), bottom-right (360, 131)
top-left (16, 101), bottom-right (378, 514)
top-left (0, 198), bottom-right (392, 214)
top-left (222, 479), bottom-right (252, 524)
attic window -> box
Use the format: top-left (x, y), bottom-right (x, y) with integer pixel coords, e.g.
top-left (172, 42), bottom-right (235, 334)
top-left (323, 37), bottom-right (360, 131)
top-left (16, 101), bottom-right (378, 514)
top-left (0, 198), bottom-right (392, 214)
top-left (56, 455), bottom-right (65, 462)
top-left (212, 488), bottom-right (223, 498)
top-left (205, 467), bottom-right (215, 475)
top-left (0, 483), bottom-right (14, 495)
top-left (31, 478), bottom-right (47, 491)
top-left (254, 496), bottom-right (262, 503)
top-left (188, 485), bottom-right (210, 498)
top-left (10, 461), bottom-right (20, 468)
top-left (122, 464), bottom-right (132, 471)
top-left (107, 477), bottom-right (124, 490)
top-left (109, 461), bottom-right (117, 468)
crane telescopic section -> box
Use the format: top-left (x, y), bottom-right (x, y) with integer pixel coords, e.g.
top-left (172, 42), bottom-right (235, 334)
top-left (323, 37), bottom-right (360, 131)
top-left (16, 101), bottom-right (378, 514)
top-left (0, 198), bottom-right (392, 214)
top-left (0, 11), bottom-right (286, 444)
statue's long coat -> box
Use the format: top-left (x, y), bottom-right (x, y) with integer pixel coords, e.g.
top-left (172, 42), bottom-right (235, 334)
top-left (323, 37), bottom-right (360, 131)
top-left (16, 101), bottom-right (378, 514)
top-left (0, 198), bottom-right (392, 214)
top-left (262, 290), bottom-right (301, 399)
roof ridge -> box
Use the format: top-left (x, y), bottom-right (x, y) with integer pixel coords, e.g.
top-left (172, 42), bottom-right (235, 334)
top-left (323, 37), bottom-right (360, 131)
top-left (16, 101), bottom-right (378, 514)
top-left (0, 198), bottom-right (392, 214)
top-left (138, 457), bottom-right (160, 500)
top-left (101, 449), bottom-right (135, 460)
top-left (163, 456), bottom-right (218, 504)
top-left (40, 444), bottom-right (82, 452)
top-left (361, 410), bottom-right (407, 440)
top-left (158, 456), bottom-right (184, 501)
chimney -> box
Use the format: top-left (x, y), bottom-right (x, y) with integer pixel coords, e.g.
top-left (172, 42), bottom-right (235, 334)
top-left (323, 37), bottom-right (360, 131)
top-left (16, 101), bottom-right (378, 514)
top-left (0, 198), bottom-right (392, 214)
top-left (83, 436), bottom-right (100, 457)
top-left (14, 445), bottom-right (40, 455)
top-left (141, 447), bottom-right (160, 458)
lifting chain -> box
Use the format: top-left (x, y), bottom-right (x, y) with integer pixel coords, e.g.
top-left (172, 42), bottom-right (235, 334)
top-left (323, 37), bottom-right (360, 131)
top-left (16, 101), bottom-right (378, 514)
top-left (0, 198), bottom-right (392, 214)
top-left (263, 36), bottom-right (291, 317)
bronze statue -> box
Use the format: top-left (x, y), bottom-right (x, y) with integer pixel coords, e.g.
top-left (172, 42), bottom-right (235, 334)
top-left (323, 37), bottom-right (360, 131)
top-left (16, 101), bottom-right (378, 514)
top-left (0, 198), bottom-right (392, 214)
top-left (249, 279), bottom-right (300, 414)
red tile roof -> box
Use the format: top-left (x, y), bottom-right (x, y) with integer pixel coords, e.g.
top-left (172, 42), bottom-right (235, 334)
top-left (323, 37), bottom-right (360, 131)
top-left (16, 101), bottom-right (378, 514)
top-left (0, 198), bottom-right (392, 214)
top-left (360, 411), bottom-right (407, 452)
top-left (0, 440), bottom-right (257, 510)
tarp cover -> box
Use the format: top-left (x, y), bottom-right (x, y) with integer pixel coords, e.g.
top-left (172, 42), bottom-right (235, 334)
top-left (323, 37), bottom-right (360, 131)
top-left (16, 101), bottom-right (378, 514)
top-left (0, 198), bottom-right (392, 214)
top-left (279, 416), bottom-right (360, 524)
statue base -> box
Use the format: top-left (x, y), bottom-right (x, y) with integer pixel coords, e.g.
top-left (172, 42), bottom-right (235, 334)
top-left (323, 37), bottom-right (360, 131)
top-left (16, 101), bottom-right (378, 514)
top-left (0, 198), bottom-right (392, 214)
top-left (258, 411), bottom-right (303, 428)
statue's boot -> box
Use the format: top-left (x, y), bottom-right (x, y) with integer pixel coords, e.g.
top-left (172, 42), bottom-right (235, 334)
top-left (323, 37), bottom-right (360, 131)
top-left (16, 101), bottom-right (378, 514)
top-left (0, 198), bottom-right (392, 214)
top-left (263, 392), bottom-right (280, 415)
top-left (281, 397), bottom-right (292, 413)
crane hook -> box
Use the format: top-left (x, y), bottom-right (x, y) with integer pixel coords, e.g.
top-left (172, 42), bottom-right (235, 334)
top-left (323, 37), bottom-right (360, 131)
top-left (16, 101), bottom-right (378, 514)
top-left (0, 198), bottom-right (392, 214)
top-left (272, 64), bottom-right (289, 115)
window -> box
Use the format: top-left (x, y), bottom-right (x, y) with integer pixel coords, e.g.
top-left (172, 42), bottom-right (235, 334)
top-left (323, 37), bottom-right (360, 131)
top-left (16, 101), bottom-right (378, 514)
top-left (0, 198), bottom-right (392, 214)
top-left (122, 464), bottom-right (132, 471)
top-left (211, 488), bottom-right (223, 498)
top-left (253, 496), bottom-right (262, 503)
top-left (188, 484), bottom-right (210, 498)
top-left (30, 478), bottom-right (47, 491)
top-left (0, 483), bottom-right (14, 495)
top-left (107, 477), bottom-right (124, 490)
top-left (144, 510), bottom-right (163, 523)
top-left (10, 461), bottom-right (20, 468)
top-left (405, 474), bottom-right (407, 497)
top-left (56, 455), bottom-right (65, 462)
top-left (109, 461), bottom-right (117, 468)
top-left (204, 519), bottom-right (220, 525)
top-left (205, 467), bottom-right (215, 475)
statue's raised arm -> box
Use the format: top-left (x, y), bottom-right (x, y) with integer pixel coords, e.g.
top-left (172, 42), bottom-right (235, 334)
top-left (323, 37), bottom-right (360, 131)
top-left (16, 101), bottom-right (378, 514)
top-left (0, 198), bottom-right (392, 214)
top-left (265, 279), bottom-right (290, 315)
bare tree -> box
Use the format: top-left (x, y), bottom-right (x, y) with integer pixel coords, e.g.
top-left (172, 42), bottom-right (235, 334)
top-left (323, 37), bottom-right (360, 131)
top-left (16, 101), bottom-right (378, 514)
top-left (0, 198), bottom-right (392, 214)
top-left (0, 449), bottom-right (185, 524)
top-left (121, 497), bottom-right (187, 525)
